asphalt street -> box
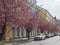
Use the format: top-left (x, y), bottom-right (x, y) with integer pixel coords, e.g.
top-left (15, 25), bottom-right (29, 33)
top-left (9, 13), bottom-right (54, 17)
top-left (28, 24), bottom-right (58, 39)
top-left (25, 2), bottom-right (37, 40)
top-left (2, 36), bottom-right (60, 45)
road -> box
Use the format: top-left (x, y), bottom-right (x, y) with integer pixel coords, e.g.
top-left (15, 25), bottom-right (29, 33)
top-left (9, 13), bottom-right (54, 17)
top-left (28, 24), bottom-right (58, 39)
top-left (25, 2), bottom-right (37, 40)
top-left (5, 36), bottom-right (60, 45)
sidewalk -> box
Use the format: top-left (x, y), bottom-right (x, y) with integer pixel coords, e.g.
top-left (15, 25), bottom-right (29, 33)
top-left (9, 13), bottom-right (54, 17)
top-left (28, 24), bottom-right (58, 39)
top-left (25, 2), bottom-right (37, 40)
top-left (0, 37), bottom-right (34, 45)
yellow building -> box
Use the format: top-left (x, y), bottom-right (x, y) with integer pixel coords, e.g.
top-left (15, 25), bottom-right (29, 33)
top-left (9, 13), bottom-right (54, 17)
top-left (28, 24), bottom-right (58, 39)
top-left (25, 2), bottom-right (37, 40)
top-left (36, 6), bottom-right (57, 34)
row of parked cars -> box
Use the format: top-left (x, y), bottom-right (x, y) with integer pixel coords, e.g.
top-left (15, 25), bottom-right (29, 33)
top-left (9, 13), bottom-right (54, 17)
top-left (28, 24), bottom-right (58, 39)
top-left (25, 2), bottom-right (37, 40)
top-left (34, 32), bottom-right (60, 40)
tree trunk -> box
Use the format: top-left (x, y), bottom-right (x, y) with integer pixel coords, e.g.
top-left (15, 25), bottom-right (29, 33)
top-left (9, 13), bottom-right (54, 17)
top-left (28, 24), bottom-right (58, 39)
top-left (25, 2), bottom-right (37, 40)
top-left (0, 27), bottom-right (2, 40)
top-left (41, 30), bottom-right (43, 33)
top-left (1, 23), bottom-right (6, 40)
top-left (2, 25), bottom-right (10, 40)
top-left (27, 30), bottom-right (30, 40)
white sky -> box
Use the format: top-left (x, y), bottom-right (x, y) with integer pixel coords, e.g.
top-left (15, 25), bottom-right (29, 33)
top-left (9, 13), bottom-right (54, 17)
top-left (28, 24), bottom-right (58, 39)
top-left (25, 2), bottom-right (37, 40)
top-left (36, 0), bottom-right (60, 19)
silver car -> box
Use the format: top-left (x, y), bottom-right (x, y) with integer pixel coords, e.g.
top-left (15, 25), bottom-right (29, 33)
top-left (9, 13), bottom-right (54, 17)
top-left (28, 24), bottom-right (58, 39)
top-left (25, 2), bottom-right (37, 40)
top-left (34, 33), bottom-right (46, 40)
top-left (57, 32), bottom-right (60, 36)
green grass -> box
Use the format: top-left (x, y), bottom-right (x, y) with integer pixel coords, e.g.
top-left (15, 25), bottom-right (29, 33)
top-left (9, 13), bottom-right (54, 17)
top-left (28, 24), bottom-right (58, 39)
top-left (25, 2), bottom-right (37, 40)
top-left (0, 43), bottom-right (5, 45)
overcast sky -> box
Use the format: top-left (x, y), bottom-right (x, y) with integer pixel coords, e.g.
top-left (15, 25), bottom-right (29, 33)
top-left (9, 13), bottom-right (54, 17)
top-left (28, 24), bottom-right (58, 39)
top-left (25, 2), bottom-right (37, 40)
top-left (36, 0), bottom-right (60, 19)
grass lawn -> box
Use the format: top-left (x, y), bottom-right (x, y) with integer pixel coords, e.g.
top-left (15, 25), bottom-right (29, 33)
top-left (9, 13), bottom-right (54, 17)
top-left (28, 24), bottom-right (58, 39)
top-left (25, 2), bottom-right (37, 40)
top-left (0, 43), bottom-right (5, 45)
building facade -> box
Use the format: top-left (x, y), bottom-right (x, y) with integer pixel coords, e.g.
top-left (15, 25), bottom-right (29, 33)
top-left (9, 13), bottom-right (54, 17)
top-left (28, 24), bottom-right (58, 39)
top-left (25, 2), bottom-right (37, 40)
top-left (36, 6), bottom-right (57, 34)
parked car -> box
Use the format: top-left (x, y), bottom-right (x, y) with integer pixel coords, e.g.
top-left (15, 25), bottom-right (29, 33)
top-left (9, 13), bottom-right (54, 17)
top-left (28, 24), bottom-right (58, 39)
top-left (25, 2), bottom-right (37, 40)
top-left (34, 33), bottom-right (46, 40)
top-left (54, 32), bottom-right (58, 36)
top-left (53, 32), bottom-right (60, 36)
top-left (46, 33), bottom-right (54, 38)
top-left (51, 33), bottom-right (55, 37)
top-left (57, 32), bottom-right (60, 36)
